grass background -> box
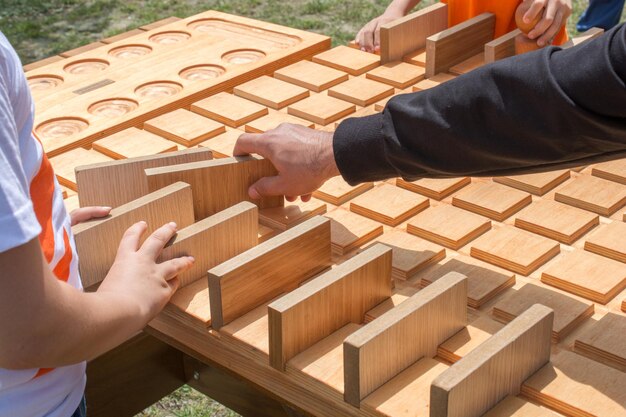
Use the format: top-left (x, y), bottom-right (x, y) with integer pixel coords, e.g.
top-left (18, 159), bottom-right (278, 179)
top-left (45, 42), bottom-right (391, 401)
top-left (1, 0), bottom-right (623, 415)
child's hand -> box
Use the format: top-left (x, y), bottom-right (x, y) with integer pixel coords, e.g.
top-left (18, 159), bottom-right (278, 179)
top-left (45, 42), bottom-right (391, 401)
top-left (69, 206), bottom-right (111, 226)
top-left (356, 10), bottom-right (404, 53)
top-left (522, 0), bottom-right (572, 47)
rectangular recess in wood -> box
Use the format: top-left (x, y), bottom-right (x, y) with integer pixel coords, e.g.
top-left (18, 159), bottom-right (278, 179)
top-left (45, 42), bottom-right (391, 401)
top-left (73, 182), bottom-right (195, 289)
top-left (425, 13), bottom-right (496, 77)
top-left (268, 244), bottom-right (392, 370)
top-left (76, 147), bottom-right (211, 208)
top-left (208, 216), bottom-right (332, 330)
top-left (430, 304), bottom-right (553, 417)
top-left (484, 29), bottom-right (520, 63)
top-left (343, 271), bottom-right (467, 407)
top-left (145, 155), bottom-right (283, 220)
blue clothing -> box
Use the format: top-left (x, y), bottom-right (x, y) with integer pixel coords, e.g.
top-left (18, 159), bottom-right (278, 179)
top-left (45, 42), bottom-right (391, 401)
top-left (578, 0), bottom-right (625, 31)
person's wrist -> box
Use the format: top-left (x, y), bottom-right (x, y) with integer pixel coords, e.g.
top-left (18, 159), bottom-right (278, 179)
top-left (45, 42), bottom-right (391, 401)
top-left (318, 131), bottom-right (340, 180)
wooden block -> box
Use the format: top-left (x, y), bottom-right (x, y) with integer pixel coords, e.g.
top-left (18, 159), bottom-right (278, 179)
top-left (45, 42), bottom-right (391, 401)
top-left (208, 216), bottom-right (331, 329)
top-left (312, 46), bottom-right (380, 76)
top-left (493, 169), bottom-right (570, 196)
top-left (541, 249), bottom-right (626, 304)
top-left (431, 304), bottom-right (553, 417)
top-left (412, 73), bottom-right (456, 91)
top-left (561, 27), bottom-right (605, 49)
top-left (92, 127), bottom-right (178, 159)
top-left (366, 61), bottom-right (426, 89)
top-left (328, 77), bottom-right (394, 107)
top-left (350, 184), bottom-right (430, 226)
top-left (287, 93), bottom-right (356, 126)
top-left (165, 279), bottom-right (212, 328)
top-left (407, 205), bottom-right (491, 250)
top-left (584, 221), bottom-right (626, 263)
top-left (343, 272), bottom-right (467, 406)
top-left (403, 48), bottom-right (427, 67)
top-left (139, 16), bottom-right (181, 31)
top-left (76, 147), bottom-right (211, 208)
top-left (145, 155), bottom-right (283, 219)
top-left (592, 158), bottom-right (626, 185)
top-left (234, 76), bottom-right (310, 109)
top-left (493, 283), bottom-right (594, 343)
top-left (379, 3), bottom-right (448, 64)
top-left (51, 148), bottom-right (114, 191)
top-left (396, 177), bottom-right (470, 200)
top-left (268, 244), bottom-right (392, 370)
top-left (191, 92), bottom-right (268, 128)
top-left (23, 55), bottom-right (64, 72)
top-left (483, 395), bottom-right (560, 417)
top-left (59, 41), bottom-right (106, 58)
top-left (448, 53), bottom-right (484, 75)
top-left (244, 111), bottom-right (314, 133)
top-left (425, 13), bottom-right (496, 77)
top-left (258, 224), bottom-right (277, 243)
top-left (313, 176), bottom-right (374, 205)
top-left (484, 30), bottom-right (521, 63)
top-left (470, 226), bottom-right (560, 276)
top-left (574, 313), bottom-right (626, 372)
top-left (324, 208), bottom-right (383, 256)
top-left (437, 316), bottom-right (505, 364)
top-left (555, 175), bottom-right (626, 216)
top-left (101, 28), bottom-right (146, 44)
top-left (198, 128), bottom-right (241, 159)
top-left (144, 109), bottom-right (225, 147)
top-left (220, 301), bottom-right (273, 355)
top-left (521, 350), bottom-right (626, 417)
top-left (73, 182), bottom-right (195, 289)
top-left (420, 255), bottom-right (515, 309)
top-left (259, 198), bottom-right (327, 231)
top-left (514, 200), bottom-right (599, 245)
top-left (274, 60), bottom-right (349, 92)
top-left (452, 182), bottom-right (532, 221)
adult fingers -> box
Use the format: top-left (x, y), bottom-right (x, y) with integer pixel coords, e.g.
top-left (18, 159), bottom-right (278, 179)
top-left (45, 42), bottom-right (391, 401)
top-left (159, 257), bottom-right (195, 281)
top-left (233, 132), bottom-right (267, 157)
top-left (70, 206), bottom-right (111, 226)
top-left (301, 194), bottom-right (312, 203)
top-left (373, 22), bottom-right (382, 52)
top-left (361, 21), bottom-right (376, 52)
top-left (248, 176), bottom-right (288, 200)
top-left (537, 9), bottom-right (564, 46)
top-left (139, 222), bottom-right (178, 259)
top-left (528, 1), bottom-right (555, 39)
top-left (117, 221), bottom-right (148, 254)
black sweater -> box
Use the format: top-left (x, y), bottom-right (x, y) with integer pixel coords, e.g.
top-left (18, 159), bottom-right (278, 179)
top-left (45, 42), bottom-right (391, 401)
top-left (334, 24), bottom-right (626, 184)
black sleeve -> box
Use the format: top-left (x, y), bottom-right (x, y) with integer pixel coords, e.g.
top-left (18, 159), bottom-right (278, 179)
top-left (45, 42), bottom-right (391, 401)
top-left (333, 23), bottom-right (626, 184)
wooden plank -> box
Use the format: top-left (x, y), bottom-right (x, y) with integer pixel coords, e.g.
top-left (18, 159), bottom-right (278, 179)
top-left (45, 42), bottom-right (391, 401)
top-left (313, 176), bottom-right (374, 205)
top-left (328, 77), bottom-right (394, 107)
top-left (259, 198), bottom-right (327, 231)
top-left (191, 92), bottom-right (269, 128)
top-left (555, 175), bottom-right (626, 216)
top-left (350, 183), bottom-right (430, 226)
top-left (145, 155), bottom-right (283, 219)
top-left (208, 216), bottom-right (332, 329)
top-left (92, 127), bottom-right (178, 159)
top-left (274, 60), bottom-right (349, 92)
top-left (73, 182), bottom-right (195, 289)
top-left (366, 61), bottom-right (426, 89)
top-left (144, 108), bottom-right (226, 147)
top-left (452, 182), bottom-right (532, 222)
top-left (312, 46), bottom-right (380, 76)
top-left (343, 272), bottom-right (467, 406)
top-left (484, 30), bottom-right (521, 63)
top-left (268, 244), bottom-right (392, 370)
top-left (288, 93), bottom-right (356, 126)
top-left (234, 75), bottom-right (310, 109)
top-left (379, 3), bottom-right (448, 64)
top-left (425, 13), bottom-right (496, 77)
top-left (431, 304), bottom-right (553, 417)
top-left (561, 27), bottom-right (605, 49)
top-left (396, 177), bottom-right (470, 200)
top-left (584, 221), bottom-right (626, 263)
top-left (574, 312), bottom-right (626, 372)
top-left (75, 147), bottom-right (211, 208)
top-left (323, 208), bottom-right (383, 256)
top-left (50, 147), bottom-right (114, 191)
top-left (591, 158), bottom-right (626, 185)
top-left (244, 112), bottom-right (314, 133)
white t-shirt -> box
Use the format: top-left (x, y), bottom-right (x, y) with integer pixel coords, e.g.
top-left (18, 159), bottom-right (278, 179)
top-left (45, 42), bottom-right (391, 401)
top-left (0, 33), bottom-right (85, 417)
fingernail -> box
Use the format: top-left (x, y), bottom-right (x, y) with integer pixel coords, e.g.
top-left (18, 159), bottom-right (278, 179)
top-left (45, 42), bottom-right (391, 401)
top-left (188, 256), bottom-right (195, 263)
top-left (249, 187), bottom-right (261, 200)
top-left (139, 221), bottom-right (147, 226)
top-left (101, 206), bottom-right (112, 211)
top-left (169, 222), bottom-right (177, 230)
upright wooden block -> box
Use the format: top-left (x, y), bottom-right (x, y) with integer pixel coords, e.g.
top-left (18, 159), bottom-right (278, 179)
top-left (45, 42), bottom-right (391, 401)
top-left (483, 395), bottom-right (560, 417)
top-left (144, 155), bottom-right (283, 219)
top-left (412, 73), bottom-right (456, 91)
top-left (191, 92), bottom-right (268, 128)
top-left (592, 158), bottom-right (626, 185)
top-left (259, 198), bottom-right (327, 231)
top-left (51, 148), bottom-right (114, 191)
top-left (574, 313), bottom-right (626, 372)
top-left (328, 77), bottom-right (394, 107)
top-left (343, 272), bottom-right (467, 406)
top-left (448, 53), bottom-right (484, 75)
top-left (287, 93), bottom-right (356, 126)
top-left (350, 184), bottom-right (430, 226)
top-left (584, 221), bottom-right (626, 263)
top-left (437, 316), bottom-right (505, 364)
top-left (75, 148), bottom-right (211, 208)
top-left (198, 128), bottom-right (241, 159)
top-left (324, 209), bottom-right (383, 256)
top-left (484, 30), bottom-right (521, 63)
top-left (396, 177), bottom-right (470, 200)
top-left (366, 61), bottom-right (426, 89)
top-left (92, 127), bottom-right (178, 159)
top-left (268, 244), bottom-right (392, 370)
top-left (234, 76), bottom-right (310, 110)
top-left (312, 46), bottom-right (380, 75)
top-left (73, 182), bottom-right (195, 289)
top-left (430, 304), bottom-right (553, 417)
top-left (143, 109), bottom-right (225, 147)
top-left (541, 249), bottom-right (626, 304)
top-left (470, 226), bottom-right (560, 276)
top-left (452, 182), bottom-right (531, 221)
top-left (514, 200), bottom-right (599, 244)
top-left (208, 216), bottom-right (332, 329)
top-left (493, 169), bottom-right (570, 195)
top-left (492, 283), bottom-right (594, 342)
top-left (555, 175), bottom-right (626, 216)
top-left (244, 112), bottom-right (314, 133)
top-left (274, 60), bottom-right (349, 92)
top-left (407, 205), bottom-right (491, 250)
top-left (313, 176), bottom-right (374, 205)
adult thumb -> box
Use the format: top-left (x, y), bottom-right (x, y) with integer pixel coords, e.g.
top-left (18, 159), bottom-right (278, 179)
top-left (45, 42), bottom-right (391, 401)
top-left (248, 176), bottom-right (286, 200)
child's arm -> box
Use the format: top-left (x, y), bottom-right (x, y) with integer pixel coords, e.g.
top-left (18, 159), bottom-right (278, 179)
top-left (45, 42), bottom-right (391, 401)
top-left (521, 0), bottom-right (572, 46)
top-left (356, 0), bottom-right (422, 52)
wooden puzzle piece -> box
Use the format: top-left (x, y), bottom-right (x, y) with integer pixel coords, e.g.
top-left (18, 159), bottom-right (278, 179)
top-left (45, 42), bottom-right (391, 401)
top-left (259, 197), bottom-right (327, 230)
top-left (574, 312), bottom-right (626, 372)
top-left (591, 158), bottom-right (626, 185)
top-left (143, 108), bottom-right (225, 147)
top-left (448, 53), bottom-right (484, 75)
top-left (313, 176), bottom-right (374, 205)
top-left (273, 60), bottom-right (349, 92)
top-left (437, 315), bottom-right (505, 364)
top-left (396, 177), bottom-right (470, 200)
top-left (92, 127), bottom-right (178, 159)
top-left (483, 395), bottom-right (560, 417)
top-left (51, 147), bottom-right (114, 191)
top-left (555, 175), bottom-right (626, 216)
top-left (191, 92), bottom-right (268, 128)
top-left (484, 30), bottom-right (521, 63)
top-left (244, 111), bottom-right (314, 133)
top-left (323, 208), bottom-right (383, 256)
top-left (412, 72), bottom-right (456, 91)
top-left (493, 169), bottom-right (570, 195)
top-left (312, 45), bottom-right (380, 75)
top-left (234, 75), bottom-right (310, 109)
top-left (452, 182), bottom-right (532, 221)
top-left (366, 61), bottom-right (426, 89)
top-left (350, 183), bottom-right (430, 226)
top-left (287, 93), bottom-right (356, 126)
top-left (198, 128), bottom-right (242, 159)
top-left (584, 221), bottom-right (626, 263)
top-left (328, 77), bottom-right (394, 107)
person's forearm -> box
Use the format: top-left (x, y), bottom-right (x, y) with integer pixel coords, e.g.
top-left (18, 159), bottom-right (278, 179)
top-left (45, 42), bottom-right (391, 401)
top-left (334, 24), bottom-right (626, 184)
top-left (385, 0), bottom-right (422, 15)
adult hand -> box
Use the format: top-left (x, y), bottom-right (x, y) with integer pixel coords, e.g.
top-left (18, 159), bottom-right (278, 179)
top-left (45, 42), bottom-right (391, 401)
top-left (233, 124), bottom-right (340, 202)
top-left (522, 0), bottom-right (572, 47)
top-left (69, 206), bottom-right (111, 226)
top-left (356, 9), bottom-right (404, 53)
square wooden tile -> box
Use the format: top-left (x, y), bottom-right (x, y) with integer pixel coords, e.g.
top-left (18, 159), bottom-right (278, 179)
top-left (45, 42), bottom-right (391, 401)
top-left (274, 60), bottom-right (349, 92)
top-left (92, 127), bottom-right (178, 159)
top-left (493, 170), bottom-right (571, 196)
top-left (555, 175), bottom-right (626, 216)
top-left (50, 148), bottom-right (113, 191)
top-left (366, 61), bottom-right (426, 89)
top-left (396, 177), bottom-right (470, 200)
top-left (258, 198), bottom-right (327, 231)
top-left (198, 128), bottom-right (242, 159)
top-left (584, 221), bottom-right (626, 263)
top-left (574, 313), bottom-right (626, 372)
top-left (412, 73), bottom-right (456, 91)
top-left (244, 111), bottom-right (314, 133)
top-left (407, 205), bottom-right (491, 250)
top-left (403, 48), bottom-right (426, 67)
top-left (492, 283), bottom-right (594, 342)
top-left (312, 45), bottom-right (380, 75)
top-left (592, 158), bottom-right (626, 185)
top-left (328, 77), bottom-right (394, 107)
top-left (234, 75), bottom-right (310, 109)
top-left (452, 181), bottom-right (532, 221)
top-left (350, 184), bottom-right (429, 226)
top-left (313, 176), bottom-right (374, 205)
top-left (288, 93), bottom-right (356, 126)
top-left (470, 226), bottom-right (560, 276)
top-left (514, 200), bottom-right (599, 244)
top-left (144, 109), bottom-right (225, 147)
top-left (449, 53), bottom-right (485, 75)
top-left (542, 249), bottom-right (626, 304)
top-left (324, 208), bottom-right (383, 255)
top-left (191, 92), bottom-right (268, 127)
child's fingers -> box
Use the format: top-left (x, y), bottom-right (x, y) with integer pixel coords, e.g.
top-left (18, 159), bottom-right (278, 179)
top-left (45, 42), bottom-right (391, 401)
top-left (537, 10), bottom-right (564, 47)
top-left (117, 221), bottom-right (148, 254)
top-left (139, 222), bottom-right (178, 259)
top-left (524, 0), bottom-right (546, 24)
top-left (159, 256), bottom-right (195, 281)
top-left (528, 1), bottom-right (556, 39)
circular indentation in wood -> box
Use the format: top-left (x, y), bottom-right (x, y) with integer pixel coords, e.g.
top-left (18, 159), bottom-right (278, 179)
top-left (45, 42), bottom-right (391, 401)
top-left (64, 59), bottom-right (109, 74)
top-left (27, 75), bottom-right (64, 91)
top-left (35, 118), bottom-right (89, 140)
top-left (88, 98), bottom-right (139, 117)
top-left (222, 49), bottom-right (266, 65)
top-left (179, 64), bottom-right (226, 81)
top-left (108, 44), bottom-right (152, 59)
top-left (149, 31), bottom-right (191, 45)
top-left (135, 81), bottom-right (183, 98)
